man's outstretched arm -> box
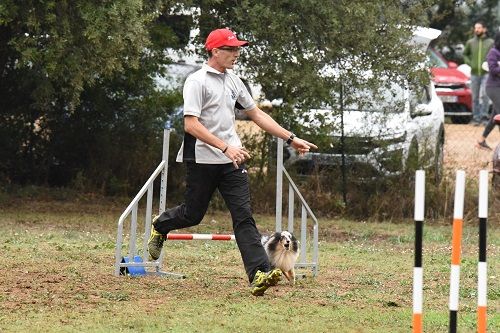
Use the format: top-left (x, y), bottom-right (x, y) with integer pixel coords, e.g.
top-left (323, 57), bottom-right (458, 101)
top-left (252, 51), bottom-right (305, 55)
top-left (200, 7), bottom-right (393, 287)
top-left (246, 106), bottom-right (317, 155)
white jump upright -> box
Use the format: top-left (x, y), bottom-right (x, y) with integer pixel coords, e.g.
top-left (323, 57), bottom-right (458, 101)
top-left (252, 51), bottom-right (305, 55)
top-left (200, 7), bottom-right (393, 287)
top-left (114, 131), bottom-right (319, 278)
top-left (275, 138), bottom-right (319, 277)
top-left (114, 129), bottom-right (171, 277)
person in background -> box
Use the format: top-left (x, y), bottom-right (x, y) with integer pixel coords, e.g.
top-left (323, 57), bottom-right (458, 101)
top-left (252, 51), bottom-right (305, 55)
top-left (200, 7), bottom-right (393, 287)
top-left (463, 20), bottom-right (494, 125)
top-left (477, 31), bottom-right (500, 150)
top-left (147, 28), bottom-right (317, 296)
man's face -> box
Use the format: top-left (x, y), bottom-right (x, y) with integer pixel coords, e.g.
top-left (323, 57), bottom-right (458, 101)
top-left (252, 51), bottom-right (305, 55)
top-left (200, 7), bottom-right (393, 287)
top-left (213, 46), bottom-right (241, 70)
top-left (474, 23), bottom-right (486, 37)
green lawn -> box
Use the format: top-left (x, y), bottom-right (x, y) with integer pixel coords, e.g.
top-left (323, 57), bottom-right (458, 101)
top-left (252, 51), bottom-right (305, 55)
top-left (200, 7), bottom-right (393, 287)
top-left (0, 199), bottom-right (498, 332)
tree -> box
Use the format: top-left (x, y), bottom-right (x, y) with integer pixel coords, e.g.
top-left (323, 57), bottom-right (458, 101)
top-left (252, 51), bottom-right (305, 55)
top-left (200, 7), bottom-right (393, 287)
top-left (0, 1), bottom-right (187, 190)
top-left (180, 0), bottom-right (437, 211)
top-left (196, 1), bottom-right (432, 119)
top-left (177, 0), bottom-right (434, 178)
top-left (0, 0), bottom-right (440, 199)
top-left (427, 0), bottom-right (500, 62)
top-left (0, 1), bottom-right (156, 108)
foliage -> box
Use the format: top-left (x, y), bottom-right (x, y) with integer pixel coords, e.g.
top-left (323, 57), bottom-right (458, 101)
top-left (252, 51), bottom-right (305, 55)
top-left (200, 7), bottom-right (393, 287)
top-left (191, 0), bottom-right (436, 156)
top-left (2, 0), bottom-right (495, 220)
top-left (0, 1), bottom-right (187, 192)
top-left (427, 0), bottom-right (500, 62)
top-left (0, 0), bottom-right (152, 108)
top-left (201, 0), bottom-right (432, 106)
top-left (0, 0), bottom-right (438, 198)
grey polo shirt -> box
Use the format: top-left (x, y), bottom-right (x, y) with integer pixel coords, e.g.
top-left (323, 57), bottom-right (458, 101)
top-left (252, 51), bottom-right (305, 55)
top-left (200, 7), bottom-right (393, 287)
top-left (176, 64), bottom-right (256, 164)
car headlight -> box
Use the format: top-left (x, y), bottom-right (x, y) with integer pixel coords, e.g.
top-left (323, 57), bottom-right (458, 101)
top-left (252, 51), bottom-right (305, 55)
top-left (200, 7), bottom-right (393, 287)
top-left (465, 80), bottom-right (471, 89)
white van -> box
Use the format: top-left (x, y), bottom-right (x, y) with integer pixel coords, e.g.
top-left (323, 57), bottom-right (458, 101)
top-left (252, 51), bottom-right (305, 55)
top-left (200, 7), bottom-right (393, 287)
top-left (284, 27), bottom-right (445, 181)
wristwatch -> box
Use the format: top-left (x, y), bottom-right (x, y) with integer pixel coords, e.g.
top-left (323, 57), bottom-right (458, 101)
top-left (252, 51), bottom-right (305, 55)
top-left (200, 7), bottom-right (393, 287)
top-left (286, 133), bottom-right (295, 145)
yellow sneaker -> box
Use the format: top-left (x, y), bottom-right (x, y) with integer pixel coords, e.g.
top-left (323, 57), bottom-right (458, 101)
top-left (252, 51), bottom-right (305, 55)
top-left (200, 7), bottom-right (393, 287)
top-left (250, 268), bottom-right (282, 296)
top-left (148, 216), bottom-right (165, 260)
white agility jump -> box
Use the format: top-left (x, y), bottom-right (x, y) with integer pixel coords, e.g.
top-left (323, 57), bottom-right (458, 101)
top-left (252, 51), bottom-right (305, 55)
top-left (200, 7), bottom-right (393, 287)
top-left (114, 129), bottom-right (319, 278)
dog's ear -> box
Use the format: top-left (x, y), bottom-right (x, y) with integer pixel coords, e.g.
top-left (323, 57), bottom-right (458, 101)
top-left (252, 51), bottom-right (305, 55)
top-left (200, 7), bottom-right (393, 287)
top-left (272, 231), bottom-right (281, 239)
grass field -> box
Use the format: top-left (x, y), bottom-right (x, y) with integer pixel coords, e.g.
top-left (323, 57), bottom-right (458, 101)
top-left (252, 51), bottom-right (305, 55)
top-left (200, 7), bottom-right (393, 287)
top-left (0, 198), bottom-right (498, 333)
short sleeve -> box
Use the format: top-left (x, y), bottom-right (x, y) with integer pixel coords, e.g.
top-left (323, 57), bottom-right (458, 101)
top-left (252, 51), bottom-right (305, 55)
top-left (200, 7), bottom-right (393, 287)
top-left (236, 78), bottom-right (256, 111)
top-left (183, 78), bottom-right (203, 117)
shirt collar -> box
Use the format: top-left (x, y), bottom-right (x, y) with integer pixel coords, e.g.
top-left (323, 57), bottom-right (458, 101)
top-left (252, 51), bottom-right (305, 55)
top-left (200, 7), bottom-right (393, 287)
top-left (203, 63), bottom-right (226, 75)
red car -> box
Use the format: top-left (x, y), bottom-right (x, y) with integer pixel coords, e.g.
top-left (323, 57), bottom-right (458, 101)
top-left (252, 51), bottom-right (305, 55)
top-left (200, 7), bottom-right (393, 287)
top-left (428, 48), bottom-right (472, 124)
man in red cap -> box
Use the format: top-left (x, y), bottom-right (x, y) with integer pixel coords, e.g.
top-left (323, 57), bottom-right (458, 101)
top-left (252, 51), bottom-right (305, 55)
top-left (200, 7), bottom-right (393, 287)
top-left (204, 28), bottom-right (249, 51)
top-left (148, 28), bottom-right (317, 296)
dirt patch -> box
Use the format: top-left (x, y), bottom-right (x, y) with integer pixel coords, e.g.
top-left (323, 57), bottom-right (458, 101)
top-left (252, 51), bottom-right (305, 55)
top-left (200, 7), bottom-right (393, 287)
top-left (444, 123), bottom-right (499, 176)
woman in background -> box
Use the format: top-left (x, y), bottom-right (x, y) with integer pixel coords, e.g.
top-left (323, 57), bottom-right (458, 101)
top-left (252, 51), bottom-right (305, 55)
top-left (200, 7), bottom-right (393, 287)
top-left (477, 31), bottom-right (500, 150)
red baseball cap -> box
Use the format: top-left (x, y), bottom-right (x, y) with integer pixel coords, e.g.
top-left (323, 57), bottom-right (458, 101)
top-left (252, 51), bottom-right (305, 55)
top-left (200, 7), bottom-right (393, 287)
top-left (205, 28), bottom-right (249, 51)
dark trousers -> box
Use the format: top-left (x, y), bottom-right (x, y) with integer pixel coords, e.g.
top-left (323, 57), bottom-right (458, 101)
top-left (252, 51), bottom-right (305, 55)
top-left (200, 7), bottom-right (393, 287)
top-left (483, 86), bottom-right (500, 138)
top-left (153, 162), bottom-right (270, 282)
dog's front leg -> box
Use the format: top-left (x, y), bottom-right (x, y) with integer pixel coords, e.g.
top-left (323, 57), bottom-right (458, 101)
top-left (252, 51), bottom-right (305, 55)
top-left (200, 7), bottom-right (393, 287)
top-left (283, 270), bottom-right (295, 285)
top-left (282, 270), bottom-right (291, 282)
top-left (289, 269), bottom-right (296, 285)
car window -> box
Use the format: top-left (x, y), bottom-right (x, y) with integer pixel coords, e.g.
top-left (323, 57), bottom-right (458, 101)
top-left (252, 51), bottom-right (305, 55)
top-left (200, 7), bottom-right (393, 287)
top-left (410, 84), bottom-right (431, 109)
top-left (426, 49), bottom-right (447, 68)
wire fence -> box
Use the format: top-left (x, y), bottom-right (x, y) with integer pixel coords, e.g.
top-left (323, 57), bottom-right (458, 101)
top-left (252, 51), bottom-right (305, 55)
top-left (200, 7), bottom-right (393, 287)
top-left (219, 120), bottom-right (500, 220)
top-left (444, 122), bottom-right (500, 178)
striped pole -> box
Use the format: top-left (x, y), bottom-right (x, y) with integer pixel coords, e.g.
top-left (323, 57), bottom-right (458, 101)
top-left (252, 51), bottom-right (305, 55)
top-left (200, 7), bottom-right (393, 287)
top-left (449, 170), bottom-right (466, 333)
top-left (413, 170), bottom-right (425, 333)
top-left (166, 233), bottom-right (235, 241)
top-left (477, 170), bottom-right (488, 333)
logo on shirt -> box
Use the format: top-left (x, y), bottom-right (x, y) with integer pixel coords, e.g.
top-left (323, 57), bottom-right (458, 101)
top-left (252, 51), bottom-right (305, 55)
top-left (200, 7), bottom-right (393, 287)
top-left (230, 89), bottom-right (237, 100)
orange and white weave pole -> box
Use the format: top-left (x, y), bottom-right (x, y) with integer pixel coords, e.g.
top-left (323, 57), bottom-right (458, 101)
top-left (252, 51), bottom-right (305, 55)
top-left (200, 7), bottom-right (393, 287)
top-left (412, 170), bottom-right (425, 333)
top-left (477, 170), bottom-right (488, 333)
top-left (449, 170), bottom-right (465, 333)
